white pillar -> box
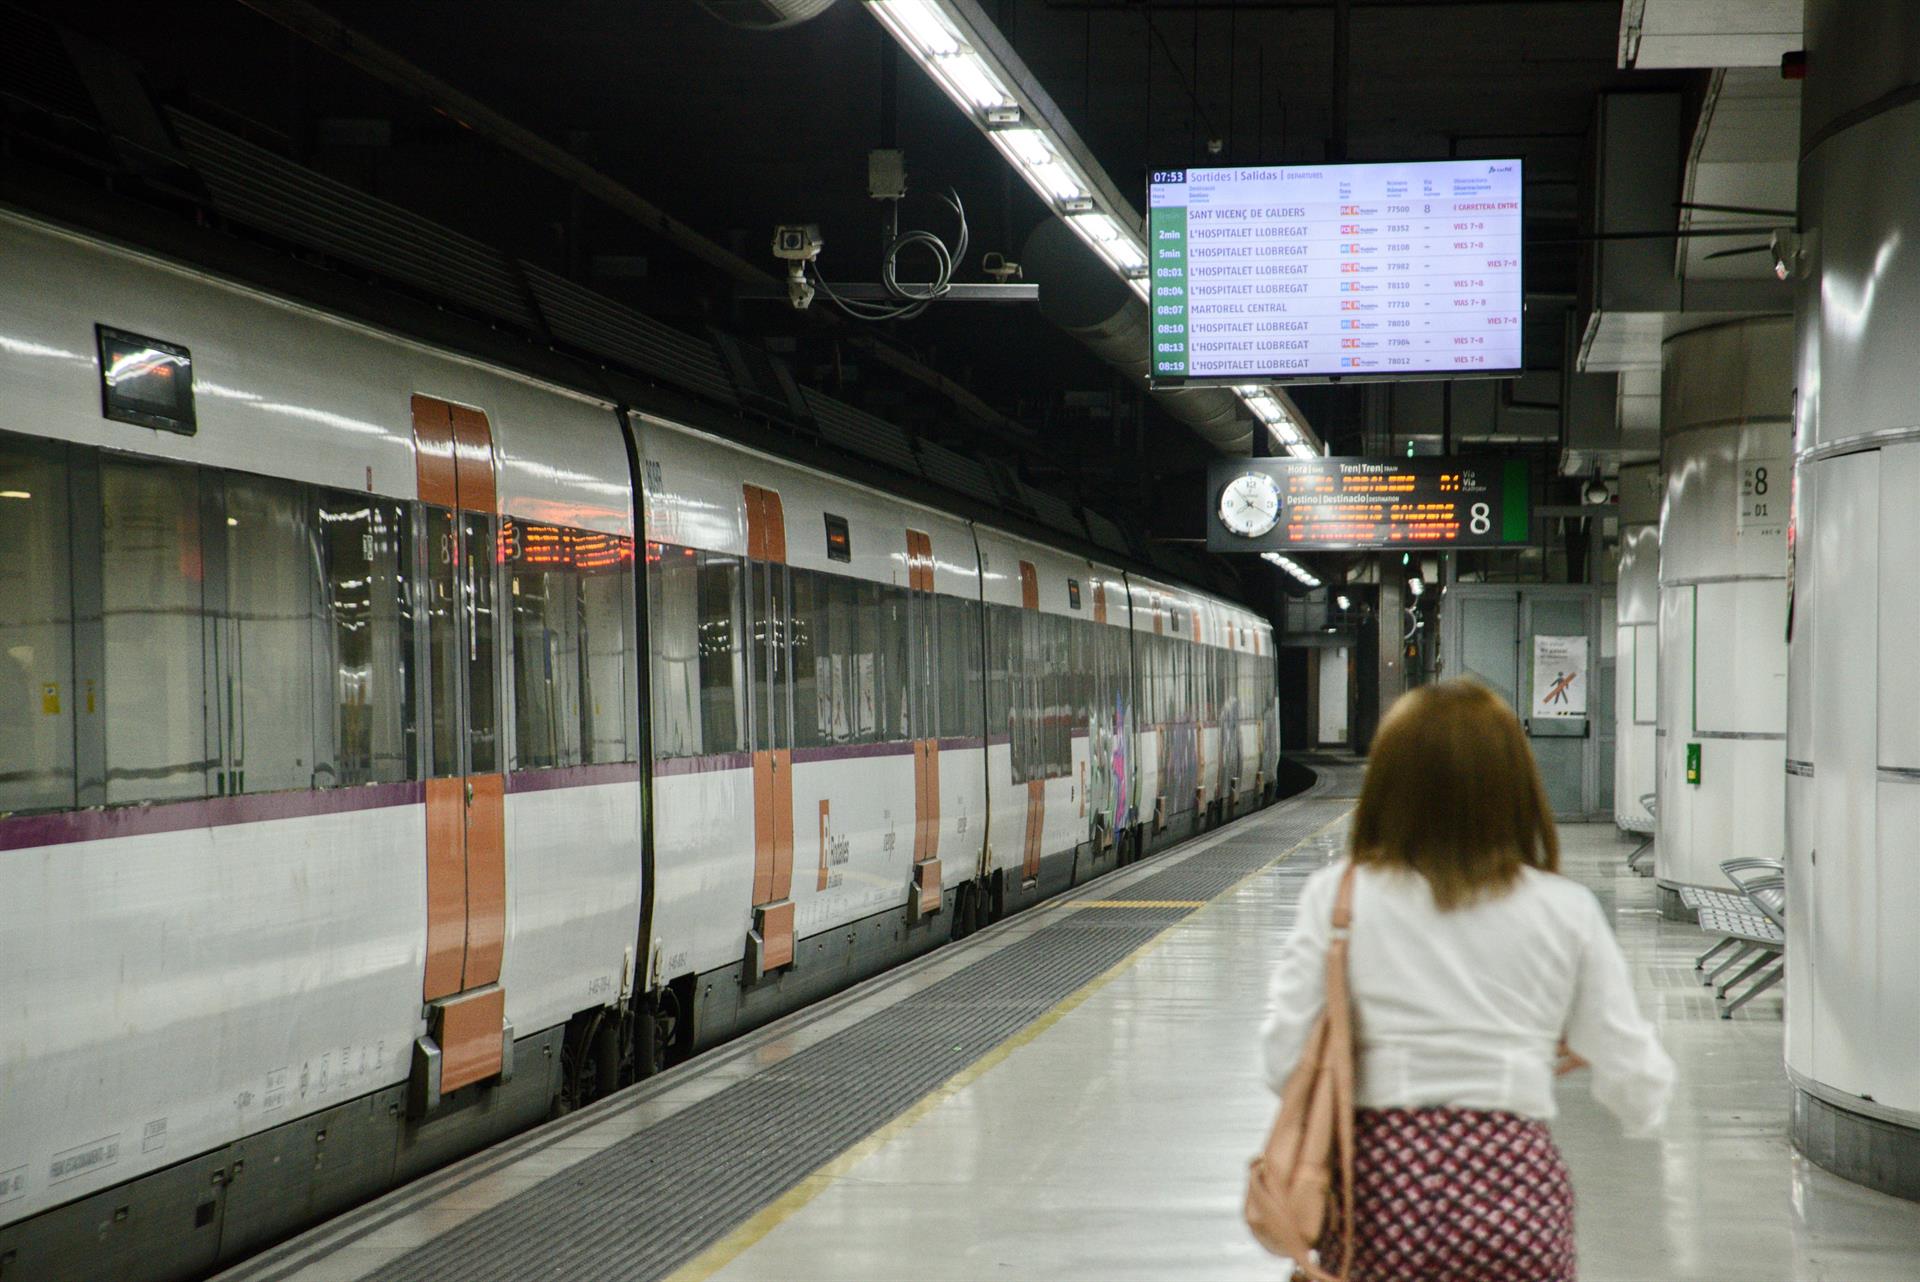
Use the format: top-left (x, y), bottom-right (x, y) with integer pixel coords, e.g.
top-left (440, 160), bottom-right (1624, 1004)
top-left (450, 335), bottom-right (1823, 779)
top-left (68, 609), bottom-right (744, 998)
top-left (1317, 647), bottom-right (1349, 746)
top-left (1654, 318), bottom-right (1791, 917)
top-left (1614, 462), bottom-right (1659, 832)
top-left (1786, 7), bottom-right (1920, 1191)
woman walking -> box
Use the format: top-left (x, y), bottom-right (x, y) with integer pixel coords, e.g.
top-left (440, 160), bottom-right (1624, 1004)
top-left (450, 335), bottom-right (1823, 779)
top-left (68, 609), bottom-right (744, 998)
top-left (1260, 681), bottom-right (1674, 1281)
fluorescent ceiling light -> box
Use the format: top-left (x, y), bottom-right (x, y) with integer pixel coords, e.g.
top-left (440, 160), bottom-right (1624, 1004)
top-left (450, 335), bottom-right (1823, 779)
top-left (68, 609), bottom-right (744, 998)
top-left (1071, 212), bottom-right (1121, 242)
top-left (872, 0), bottom-right (963, 55)
top-left (993, 127), bottom-right (1054, 167)
top-left (1261, 551), bottom-right (1321, 588)
top-left (937, 50), bottom-right (1013, 110)
top-left (1029, 160), bottom-right (1088, 203)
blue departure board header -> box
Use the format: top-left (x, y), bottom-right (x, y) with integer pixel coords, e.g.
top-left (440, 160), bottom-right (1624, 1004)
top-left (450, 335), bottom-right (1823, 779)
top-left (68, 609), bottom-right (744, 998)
top-left (1148, 159), bottom-right (1524, 386)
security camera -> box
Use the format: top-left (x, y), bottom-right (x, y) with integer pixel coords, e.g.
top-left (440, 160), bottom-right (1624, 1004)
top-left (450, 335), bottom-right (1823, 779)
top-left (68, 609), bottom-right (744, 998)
top-left (771, 224), bottom-right (824, 310)
top-left (772, 224), bottom-right (824, 262)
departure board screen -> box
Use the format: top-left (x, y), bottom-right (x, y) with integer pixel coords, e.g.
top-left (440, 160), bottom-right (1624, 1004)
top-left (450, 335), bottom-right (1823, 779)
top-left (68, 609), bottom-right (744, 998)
top-left (1148, 160), bottom-right (1524, 385)
top-left (1205, 457), bottom-right (1531, 552)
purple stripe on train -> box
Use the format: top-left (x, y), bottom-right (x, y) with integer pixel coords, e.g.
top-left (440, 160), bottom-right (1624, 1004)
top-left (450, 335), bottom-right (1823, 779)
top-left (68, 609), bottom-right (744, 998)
top-left (1, 764), bottom-right (647, 851)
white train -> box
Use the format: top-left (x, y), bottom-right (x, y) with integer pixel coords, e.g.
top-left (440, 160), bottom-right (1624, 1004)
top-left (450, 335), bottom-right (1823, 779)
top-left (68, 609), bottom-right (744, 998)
top-left (0, 207), bottom-right (1280, 1280)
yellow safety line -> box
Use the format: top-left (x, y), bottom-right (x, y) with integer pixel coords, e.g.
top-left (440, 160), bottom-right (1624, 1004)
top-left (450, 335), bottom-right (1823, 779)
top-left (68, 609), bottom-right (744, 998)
top-left (1074, 898), bottom-right (1208, 909)
top-left (663, 806), bottom-right (1354, 1282)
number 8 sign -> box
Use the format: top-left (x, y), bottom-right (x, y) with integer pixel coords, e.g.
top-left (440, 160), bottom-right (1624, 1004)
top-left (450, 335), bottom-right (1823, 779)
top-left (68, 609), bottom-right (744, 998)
top-left (1739, 458), bottom-right (1786, 538)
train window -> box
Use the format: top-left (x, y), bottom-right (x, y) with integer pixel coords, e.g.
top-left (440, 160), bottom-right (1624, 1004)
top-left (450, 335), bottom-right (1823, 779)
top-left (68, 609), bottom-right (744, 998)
top-left (1012, 608), bottom-right (1035, 781)
top-left (577, 538), bottom-right (631, 763)
top-left (100, 459), bottom-right (208, 802)
top-left (694, 551), bottom-right (743, 757)
top-left (220, 475), bottom-right (319, 795)
top-left (1146, 635), bottom-right (1164, 725)
top-left (851, 579), bottom-right (882, 743)
top-left (935, 592), bottom-right (981, 742)
top-left (789, 568), bottom-right (822, 749)
top-left (316, 492), bottom-right (415, 784)
top-left (647, 543), bottom-right (697, 759)
top-left (647, 544), bottom-right (743, 760)
top-left (96, 325), bottom-right (195, 435)
top-left (0, 437), bottom-right (76, 812)
top-left (788, 570), bottom-right (909, 747)
top-left (425, 508), bottom-right (462, 777)
top-left (986, 602), bottom-right (1011, 747)
top-left (507, 521), bottom-right (634, 770)
top-left (807, 572), bottom-right (852, 744)
top-left (878, 582), bottom-right (909, 742)
top-left (1071, 619), bottom-right (1091, 730)
top-left (510, 526), bottom-right (580, 769)
top-left (1053, 619), bottom-right (1066, 772)
top-left (1151, 635), bottom-right (1168, 725)
top-left (464, 514), bottom-right (501, 774)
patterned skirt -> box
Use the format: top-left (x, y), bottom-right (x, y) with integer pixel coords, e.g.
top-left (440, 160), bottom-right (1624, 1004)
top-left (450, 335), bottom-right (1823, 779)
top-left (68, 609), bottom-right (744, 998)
top-left (1315, 1107), bottom-right (1577, 1282)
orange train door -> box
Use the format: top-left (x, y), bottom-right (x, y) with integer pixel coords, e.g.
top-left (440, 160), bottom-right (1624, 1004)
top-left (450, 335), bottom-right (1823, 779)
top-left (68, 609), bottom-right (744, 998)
top-left (411, 394), bottom-right (507, 1108)
top-left (906, 530), bottom-right (941, 917)
top-left (744, 484), bottom-right (796, 978)
top-left (1018, 560), bottom-right (1043, 883)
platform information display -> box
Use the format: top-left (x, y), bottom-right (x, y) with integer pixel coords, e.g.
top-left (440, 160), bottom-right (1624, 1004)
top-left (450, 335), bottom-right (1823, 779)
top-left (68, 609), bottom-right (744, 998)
top-left (1148, 159), bottom-right (1524, 384)
top-left (1205, 456), bottom-right (1531, 552)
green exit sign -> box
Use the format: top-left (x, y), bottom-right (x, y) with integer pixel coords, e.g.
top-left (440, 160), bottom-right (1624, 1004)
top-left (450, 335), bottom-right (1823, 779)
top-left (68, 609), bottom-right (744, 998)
top-left (1686, 742), bottom-right (1702, 786)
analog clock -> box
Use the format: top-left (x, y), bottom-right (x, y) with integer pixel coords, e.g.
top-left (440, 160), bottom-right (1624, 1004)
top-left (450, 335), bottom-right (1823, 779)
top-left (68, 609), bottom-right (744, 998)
top-left (1218, 471), bottom-right (1283, 538)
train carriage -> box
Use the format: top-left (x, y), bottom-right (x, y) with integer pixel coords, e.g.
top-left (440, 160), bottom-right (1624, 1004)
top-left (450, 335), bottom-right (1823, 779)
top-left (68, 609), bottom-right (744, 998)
top-left (0, 204), bottom-right (1281, 1282)
top-left (635, 415), bottom-right (992, 1045)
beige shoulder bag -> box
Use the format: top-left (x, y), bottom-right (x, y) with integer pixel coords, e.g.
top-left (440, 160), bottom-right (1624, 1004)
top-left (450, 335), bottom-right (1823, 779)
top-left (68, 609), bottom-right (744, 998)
top-left (1244, 863), bottom-right (1358, 1282)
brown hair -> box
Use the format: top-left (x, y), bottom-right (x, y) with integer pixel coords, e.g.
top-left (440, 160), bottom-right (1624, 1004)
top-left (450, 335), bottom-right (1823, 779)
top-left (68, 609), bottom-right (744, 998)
top-left (1350, 679), bottom-right (1559, 910)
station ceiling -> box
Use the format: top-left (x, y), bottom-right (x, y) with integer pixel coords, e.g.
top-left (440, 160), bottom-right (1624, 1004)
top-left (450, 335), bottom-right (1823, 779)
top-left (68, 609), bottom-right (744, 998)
top-left (11, 0), bottom-right (1696, 591)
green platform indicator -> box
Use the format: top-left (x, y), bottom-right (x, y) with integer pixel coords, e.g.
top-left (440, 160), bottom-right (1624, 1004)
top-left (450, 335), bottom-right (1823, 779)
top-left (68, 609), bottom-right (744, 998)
top-left (1686, 742), bottom-right (1702, 787)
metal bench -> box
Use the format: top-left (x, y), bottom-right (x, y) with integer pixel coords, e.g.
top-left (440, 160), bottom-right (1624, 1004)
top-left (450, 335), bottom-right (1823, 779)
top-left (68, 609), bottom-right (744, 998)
top-left (1625, 792), bottom-right (1657, 876)
top-left (1689, 859), bottom-right (1786, 1018)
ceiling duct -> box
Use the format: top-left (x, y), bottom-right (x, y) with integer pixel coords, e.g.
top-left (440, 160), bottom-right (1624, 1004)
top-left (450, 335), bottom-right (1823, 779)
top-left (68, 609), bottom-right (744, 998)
top-left (1023, 218), bottom-right (1252, 456)
top-left (694, 0), bottom-right (837, 28)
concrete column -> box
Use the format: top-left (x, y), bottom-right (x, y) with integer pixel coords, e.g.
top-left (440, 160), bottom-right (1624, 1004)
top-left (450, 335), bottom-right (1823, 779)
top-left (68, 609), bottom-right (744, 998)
top-left (1784, 0), bottom-right (1920, 1198)
top-left (1613, 461), bottom-right (1659, 832)
top-left (1653, 318), bottom-right (1790, 918)
top-left (1375, 563), bottom-right (1404, 725)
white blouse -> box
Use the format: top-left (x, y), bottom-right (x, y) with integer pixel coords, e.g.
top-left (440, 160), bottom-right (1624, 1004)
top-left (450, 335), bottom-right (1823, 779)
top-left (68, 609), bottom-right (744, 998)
top-left (1260, 859), bottom-right (1675, 1136)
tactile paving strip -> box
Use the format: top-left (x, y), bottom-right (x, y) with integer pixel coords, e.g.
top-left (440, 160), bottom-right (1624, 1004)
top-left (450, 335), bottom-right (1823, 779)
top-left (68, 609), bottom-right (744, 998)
top-left (363, 792), bottom-right (1353, 1282)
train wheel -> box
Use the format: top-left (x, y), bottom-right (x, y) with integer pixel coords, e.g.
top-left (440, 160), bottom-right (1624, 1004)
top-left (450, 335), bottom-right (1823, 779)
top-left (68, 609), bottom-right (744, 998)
top-left (989, 871), bottom-right (1006, 922)
top-left (559, 1010), bottom-right (622, 1112)
top-left (637, 987), bottom-right (681, 1079)
top-left (951, 883), bottom-right (974, 941)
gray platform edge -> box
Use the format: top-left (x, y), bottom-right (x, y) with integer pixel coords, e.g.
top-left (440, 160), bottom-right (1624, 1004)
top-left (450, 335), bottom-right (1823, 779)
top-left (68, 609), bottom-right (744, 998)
top-left (262, 777), bottom-right (1352, 1282)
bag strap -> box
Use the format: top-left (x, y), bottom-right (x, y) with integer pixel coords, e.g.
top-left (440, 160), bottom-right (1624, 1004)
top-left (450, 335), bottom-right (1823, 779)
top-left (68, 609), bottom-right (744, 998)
top-left (1329, 864), bottom-right (1358, 1282)
top-left (1331, 862), bottom-right (1357, 932)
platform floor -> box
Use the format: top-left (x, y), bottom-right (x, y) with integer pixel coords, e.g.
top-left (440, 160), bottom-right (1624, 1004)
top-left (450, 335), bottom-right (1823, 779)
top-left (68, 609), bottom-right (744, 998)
top-left (220, 774), bottom-right (1920, 1282)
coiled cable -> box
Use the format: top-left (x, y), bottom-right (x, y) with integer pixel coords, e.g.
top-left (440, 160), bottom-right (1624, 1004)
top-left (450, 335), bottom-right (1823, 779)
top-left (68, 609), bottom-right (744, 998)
top-left (815, 189), bottom-right (969, 322)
